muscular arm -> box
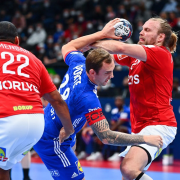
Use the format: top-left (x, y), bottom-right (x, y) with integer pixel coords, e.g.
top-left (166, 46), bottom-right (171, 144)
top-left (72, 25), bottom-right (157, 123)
top-left (43, 90), bottom-right (74, 135)
top-left (91, 40), bottom-right (147, 62)
top-left (91, 119), bottom-right (144, 146)
top-left (61, 18), bottom-right (121, 59)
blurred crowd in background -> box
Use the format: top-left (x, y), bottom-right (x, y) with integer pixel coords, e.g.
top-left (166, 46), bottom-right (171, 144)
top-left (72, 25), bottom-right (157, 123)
top-left (1, 0), bottom-right (180, 162)
top-left (1, 0), bottom-right (179, 98)
top-left (0, 0), bottom-right (179, 67)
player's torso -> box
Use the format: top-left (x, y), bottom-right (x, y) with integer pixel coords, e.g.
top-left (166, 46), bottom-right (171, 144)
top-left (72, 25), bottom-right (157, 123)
top-left (128, 57), bottom-right (175, 132)
top-left (0, 42), bottom-right (43, 117)
top-left (45, 62), bottom-right (97, 136)
top-left (60, 63), bottom-right (88, 133)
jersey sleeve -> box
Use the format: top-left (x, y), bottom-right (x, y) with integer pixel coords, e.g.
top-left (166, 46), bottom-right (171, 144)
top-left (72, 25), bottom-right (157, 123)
top-left (64, 51), bottom-right (86, 66)
top-left (113, 54), bottom-right (132, 67)
top-left (76, 93), bottom-right (106, 126)
top-left (39, 63), bottom-right (57, 97)
top-left (142, 45), bottom-right (168, 70)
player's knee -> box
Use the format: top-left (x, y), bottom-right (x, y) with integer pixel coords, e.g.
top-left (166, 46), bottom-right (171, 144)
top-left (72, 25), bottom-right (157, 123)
top-left (120, 161), bottom-right (135, 179)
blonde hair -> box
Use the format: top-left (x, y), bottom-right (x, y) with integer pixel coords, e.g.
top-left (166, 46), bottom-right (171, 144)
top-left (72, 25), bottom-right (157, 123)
top-left (150, 17), bottom-right (178, 53)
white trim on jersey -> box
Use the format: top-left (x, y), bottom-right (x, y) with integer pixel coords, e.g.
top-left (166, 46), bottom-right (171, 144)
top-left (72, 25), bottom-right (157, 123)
top-left (53, 138), bottom-right (71, 167)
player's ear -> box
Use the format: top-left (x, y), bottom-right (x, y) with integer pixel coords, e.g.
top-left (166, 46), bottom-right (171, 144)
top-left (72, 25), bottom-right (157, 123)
top-left (14, 36), bottom-right (19, 46)
top-left (89, 69), bottom-right (96, 77)
top-left (157, 33), bottom-right (165, 44)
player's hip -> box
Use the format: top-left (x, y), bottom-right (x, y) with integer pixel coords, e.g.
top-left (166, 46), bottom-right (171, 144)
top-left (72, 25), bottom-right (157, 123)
top-left (120, 125), bottom-right (176, 170)
top-left (0, 113), bottom-right (44, 170)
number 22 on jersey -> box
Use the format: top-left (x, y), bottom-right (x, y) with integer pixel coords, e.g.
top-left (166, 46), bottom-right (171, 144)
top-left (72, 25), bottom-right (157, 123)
top-left (1, 51), bottom-right (29, 78)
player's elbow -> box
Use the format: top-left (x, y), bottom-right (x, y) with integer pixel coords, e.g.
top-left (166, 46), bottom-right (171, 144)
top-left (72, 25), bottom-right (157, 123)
top-left (98, 135), bottom-right (108, 144)
top-left (61, 44), bottom-right (68, 57)
top-left (102, 139), bottom-right (109, 144)
top-left (62, 41), bottom-right (77, 57)
top-left (97, 130), bottom-right (111, 145)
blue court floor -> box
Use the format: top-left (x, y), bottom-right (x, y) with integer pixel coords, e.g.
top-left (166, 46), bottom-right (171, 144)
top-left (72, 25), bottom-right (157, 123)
top-left (11, 162), bottom-right (180, 180)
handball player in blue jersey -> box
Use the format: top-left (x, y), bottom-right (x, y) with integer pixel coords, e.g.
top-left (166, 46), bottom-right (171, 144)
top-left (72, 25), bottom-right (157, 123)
top-left (34, 19), bottom-right (163, 180)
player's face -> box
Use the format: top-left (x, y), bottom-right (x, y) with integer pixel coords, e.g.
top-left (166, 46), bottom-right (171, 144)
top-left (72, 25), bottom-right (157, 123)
top-left (94, 61), bottom-right (115, 86)
top-left (138, 20), bottom-right (160, 45)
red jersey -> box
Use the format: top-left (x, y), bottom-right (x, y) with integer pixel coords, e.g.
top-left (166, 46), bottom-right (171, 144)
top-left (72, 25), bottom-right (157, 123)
top-left (0, 42), bottom-right (56, 118)
top-left (114, 45), bottom-right (177, 133)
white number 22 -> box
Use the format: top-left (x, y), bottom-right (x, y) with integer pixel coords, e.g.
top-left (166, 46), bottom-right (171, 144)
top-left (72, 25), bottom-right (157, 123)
top-left (1, 52), bottom-right (29, 78)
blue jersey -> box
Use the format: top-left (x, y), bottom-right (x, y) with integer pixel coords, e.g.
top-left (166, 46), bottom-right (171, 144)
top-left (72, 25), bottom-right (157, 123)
top-left (34, 51), bottom-right (104, 180)
top-left (44, 51), bottom-right (102, 146)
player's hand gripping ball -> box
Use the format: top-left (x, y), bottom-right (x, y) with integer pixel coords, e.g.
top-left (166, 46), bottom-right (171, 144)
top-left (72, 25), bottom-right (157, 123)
top-left (114, 19), bottom-right (133, 42)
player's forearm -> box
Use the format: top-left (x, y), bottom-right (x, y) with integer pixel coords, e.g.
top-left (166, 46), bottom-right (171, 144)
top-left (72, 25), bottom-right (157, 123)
top-left (52, 99), bottom-right (74, 135)
top-left (91, 119), bottom-right (145, 146)
top-left (91, 40), bottom-right (125, 54)
top-left (44, 90), bottom-right (74, 135)
top-left (91, 40), bottom-right (147, 61)
top-left (97, 129), bottom-right (145, 146)
top-left (63, 31), bottom-right (106, 51)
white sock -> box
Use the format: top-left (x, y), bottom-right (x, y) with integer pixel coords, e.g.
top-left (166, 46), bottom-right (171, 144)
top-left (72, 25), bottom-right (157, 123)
top-left (135, 172), bottom-right (153, 180)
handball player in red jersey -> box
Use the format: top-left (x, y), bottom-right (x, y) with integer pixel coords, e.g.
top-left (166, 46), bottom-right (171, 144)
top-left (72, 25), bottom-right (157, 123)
top-left (0, 21), bottom-right (74, 180)
top-left (91, 17), bottom-right (178, 180)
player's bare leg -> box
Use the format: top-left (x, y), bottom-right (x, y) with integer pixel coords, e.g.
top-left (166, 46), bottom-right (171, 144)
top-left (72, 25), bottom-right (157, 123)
top-left (120, 146), bottom-right (150, 180)
top-left (0, 168), bottom-right (10, 180)
top-left (21, 151), bottom-right (31, 180)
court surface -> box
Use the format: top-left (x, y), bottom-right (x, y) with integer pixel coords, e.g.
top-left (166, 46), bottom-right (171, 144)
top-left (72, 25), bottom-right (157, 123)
top-left (11, 157), bottom-right (180, 180)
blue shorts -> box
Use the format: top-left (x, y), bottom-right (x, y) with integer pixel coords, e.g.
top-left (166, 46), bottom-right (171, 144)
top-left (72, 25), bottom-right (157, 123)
top-left (34, 132), bottom-right (84, 180)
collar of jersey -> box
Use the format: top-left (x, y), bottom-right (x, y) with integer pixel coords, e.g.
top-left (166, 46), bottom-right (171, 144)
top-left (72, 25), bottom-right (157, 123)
top-left (88, 78), bottom-right (98, 88)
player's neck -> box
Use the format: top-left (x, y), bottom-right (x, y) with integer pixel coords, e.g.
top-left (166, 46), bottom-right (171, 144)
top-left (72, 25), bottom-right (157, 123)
top-left (86, 72), bottom-right (96, 85)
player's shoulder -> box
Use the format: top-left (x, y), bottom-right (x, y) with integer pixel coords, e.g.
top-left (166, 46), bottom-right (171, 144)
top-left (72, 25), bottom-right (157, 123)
top-left (143, 45), bottom-right (168, 53)
top-left (65, 51), bottom-right (85, 66)
top-left (67, 51), bottom-right (84, 57)
top-left (28, 52), bottom-right (42, 62)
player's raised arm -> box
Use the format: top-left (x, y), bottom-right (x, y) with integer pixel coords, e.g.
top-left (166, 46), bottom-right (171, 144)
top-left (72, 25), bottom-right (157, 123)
top-left (90, 119), bottom-right (163, 148)
top-left (89, 18), bottom-right (148, 61)
top-left (61, 18), bottom-right (121, 59)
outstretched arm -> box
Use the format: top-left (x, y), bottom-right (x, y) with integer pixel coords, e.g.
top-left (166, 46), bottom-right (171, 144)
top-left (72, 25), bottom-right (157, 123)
top-left (91, 119), bottom-right (163, 148)
top-left (90, 40), bottom-right (147, 62)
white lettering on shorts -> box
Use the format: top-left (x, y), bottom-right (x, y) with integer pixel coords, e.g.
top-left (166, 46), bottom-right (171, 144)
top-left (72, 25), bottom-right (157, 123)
top-left (49, 169), bottom-right (60, 177)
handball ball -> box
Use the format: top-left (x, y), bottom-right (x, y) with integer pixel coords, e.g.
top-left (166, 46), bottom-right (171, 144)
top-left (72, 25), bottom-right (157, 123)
top-left (114, 19), bottom-right (133, 42)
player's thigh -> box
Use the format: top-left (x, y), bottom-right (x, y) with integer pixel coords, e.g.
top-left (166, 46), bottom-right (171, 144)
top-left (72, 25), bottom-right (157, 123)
top-left (45, 149), bottom-right (84, 180)
top-left (120, 146), bottom-right (149, 171)
top-left (35, 139), bottom-right (85, 180)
